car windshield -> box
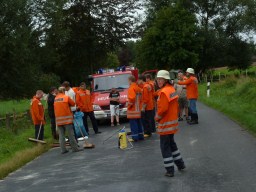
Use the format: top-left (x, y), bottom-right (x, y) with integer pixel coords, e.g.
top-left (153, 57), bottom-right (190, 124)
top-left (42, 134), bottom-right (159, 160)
top-left (93, 73), bottom-right (130, 91)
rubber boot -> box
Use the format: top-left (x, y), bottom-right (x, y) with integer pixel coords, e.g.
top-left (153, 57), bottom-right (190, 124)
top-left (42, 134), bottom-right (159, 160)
top-left (188, 114), bottom-right (198, 125)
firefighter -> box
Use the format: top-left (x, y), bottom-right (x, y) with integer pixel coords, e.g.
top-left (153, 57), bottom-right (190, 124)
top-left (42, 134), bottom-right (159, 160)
top-left (47, 87), bottom-right (58, 140)
top-left (76, 82), bottom-right (101, 134)
top-left (155, 70), bottom-right (185, 177)
top-left (54, 87), bottom-right (82, 154)
top-left (127, 75), bottom-right (144, 142)
top-left (62, 81), bottom-right (78, 140)
top-left (30, 90), bottom-right (45, 140)
top-left (178, 68), bottom-right (199, 124)
top-left (145, 73), bottom-right (156, 132)
top-left (174, 71), bottom-right (189, 121)
top-left (137, 75), bottom-right (154, 137)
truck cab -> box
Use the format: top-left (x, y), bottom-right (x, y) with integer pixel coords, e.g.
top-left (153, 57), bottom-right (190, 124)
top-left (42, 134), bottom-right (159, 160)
top-left (89, 67), bottom-right (138, 120)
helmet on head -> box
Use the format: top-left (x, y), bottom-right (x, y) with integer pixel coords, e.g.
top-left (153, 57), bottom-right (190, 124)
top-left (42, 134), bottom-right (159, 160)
top-left (186, 68), bottom-right (195, 74)
top-left (157, 70), bottom-right (170, 80)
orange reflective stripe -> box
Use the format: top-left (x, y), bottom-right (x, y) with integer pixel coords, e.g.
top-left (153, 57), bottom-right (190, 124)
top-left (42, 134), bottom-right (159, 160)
top-left (127, 111), bottom-right (141, 119)
top-left (56, 119), bottom-right (73, 124)
top-left (157, 126), bottom-right (178, 134)
top-left (56, 115), bottom-right (73, 120)
top-left (158, 119), bottom-right (178, 127)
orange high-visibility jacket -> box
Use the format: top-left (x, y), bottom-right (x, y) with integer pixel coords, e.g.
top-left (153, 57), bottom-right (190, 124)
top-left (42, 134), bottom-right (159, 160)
top-left (127, 82), bottom-right (142, 119)
top-left (54, 93), bottom-right (75, 126)
top-left (76, 89), bottom-right (93, 112)
top-left (72, 87), bottom-right (79, 94)
top-left (30, 96), bottom-right (45, 125)
top-left (178, 76), bottom-right (198, 99)
top-left (155, 84), bottom-right (179, 135)
top-left (142, 82), bottom-right (154, 111)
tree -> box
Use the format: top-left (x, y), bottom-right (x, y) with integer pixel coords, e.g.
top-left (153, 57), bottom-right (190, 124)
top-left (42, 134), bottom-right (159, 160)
top-left (140, 0), bottom-right (256, 72)
top-left (191, 0), bottom-right (256, 71)
top-left (0, 0), bottom-right (41, 98)
top-left (136, 4), bottom-right (200, 71)
top-left (104, 52), bottom-right (119, 69)
top-left (48, 0), bottom-right (142, 83)
top-left (226, 37), bottom-right (252, 71)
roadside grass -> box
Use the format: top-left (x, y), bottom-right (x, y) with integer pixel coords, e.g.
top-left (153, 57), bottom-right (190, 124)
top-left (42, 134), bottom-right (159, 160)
top-left (0, 99), bottom-right (31, 117)
top-left (199, 77), bottom-right (256, 134)
top-left (0, 120), bottom-right (53, 179)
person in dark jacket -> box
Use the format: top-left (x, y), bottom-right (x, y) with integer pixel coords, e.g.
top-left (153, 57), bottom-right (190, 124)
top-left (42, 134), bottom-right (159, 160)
top-left (47, 87), bottom-right (58, 140)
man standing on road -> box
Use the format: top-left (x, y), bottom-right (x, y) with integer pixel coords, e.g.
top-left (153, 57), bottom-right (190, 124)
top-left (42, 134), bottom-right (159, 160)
top-left (54, 87), bottom-right (82, 154)
top-left (62, 81), bottom-right (78, 140)
top-left (155, 70), bottom-right (185, 177)
top-left (178, 68), bottom-right (199, 124)
top-left (127, 75), bottom-right (144, 142)
top-left (30, 90), bottom-right (45, 141)
top-left (137, 75), bottom-right (154, 138)
top-left (174, 71), bottom-right (189, 121)
top-left (76, 82), bottom-right (101, 134)
top-left (47, 87), bottom-right (58, 140)
top-left (109, 88), bottom-right (120, 126)
top-left (145, 74), bottom-right (156, 133)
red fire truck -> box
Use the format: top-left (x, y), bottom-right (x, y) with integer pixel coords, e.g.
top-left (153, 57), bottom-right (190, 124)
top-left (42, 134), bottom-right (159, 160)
top-left (88, 66), bottom-right (139, 120)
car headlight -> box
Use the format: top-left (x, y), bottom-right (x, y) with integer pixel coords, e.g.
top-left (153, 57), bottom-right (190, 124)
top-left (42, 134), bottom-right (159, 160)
top-left (93, 104), bottom-right (101, 111)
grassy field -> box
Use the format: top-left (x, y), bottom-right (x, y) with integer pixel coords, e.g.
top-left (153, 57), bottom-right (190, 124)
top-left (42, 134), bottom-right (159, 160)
top-left (212, 65), bottom-right (256, 76)
top-left (199, 76), bottom-right (256, 134)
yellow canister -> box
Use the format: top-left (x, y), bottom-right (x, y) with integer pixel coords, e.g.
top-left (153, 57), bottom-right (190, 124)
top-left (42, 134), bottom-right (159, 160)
top-left (118, 131), bottom-right (127, 149)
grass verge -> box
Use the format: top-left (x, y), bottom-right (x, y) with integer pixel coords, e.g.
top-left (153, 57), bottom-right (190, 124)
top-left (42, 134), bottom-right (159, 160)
top-left (0, 99), bottom-right (31, 117)
top-left (199, 77), bottom-right (256, 134)
top-left (0, 144), bottom-right (50, 179)
top-left (0, 119), bottom-right (53, 179)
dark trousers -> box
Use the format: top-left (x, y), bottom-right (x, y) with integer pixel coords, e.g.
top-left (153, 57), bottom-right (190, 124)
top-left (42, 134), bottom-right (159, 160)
top-left (82, 111), bottom-right (99, 134)
top-left (152, 108), bottom-right (156, 132)
top-left (50, 117), bottom-right (58, 140)
top-left (141, 110), bottom-right (154, 135)
top-left (129, 119), bottom-right (144, 141)
top-left (35, 124), bottom-right (44, 140)
top-left (189, 99), bottom-right (198, 121)
top-left (160, 134), bottom-right (184, 173)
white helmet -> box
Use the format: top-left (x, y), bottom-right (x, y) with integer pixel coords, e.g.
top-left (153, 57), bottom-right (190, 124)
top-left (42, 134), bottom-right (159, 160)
top-left (186, 68), bottom-right (195, 74)
top-left (157, 70), bottom-right (170, 80)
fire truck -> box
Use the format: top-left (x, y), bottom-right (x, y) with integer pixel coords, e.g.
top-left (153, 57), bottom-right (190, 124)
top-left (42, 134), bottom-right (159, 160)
top-left (88, 66), bottom-right (139, 120)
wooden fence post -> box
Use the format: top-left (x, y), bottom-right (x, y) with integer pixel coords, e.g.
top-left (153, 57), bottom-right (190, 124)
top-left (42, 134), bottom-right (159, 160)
top-left (6, 114), bottom-right (11, 130)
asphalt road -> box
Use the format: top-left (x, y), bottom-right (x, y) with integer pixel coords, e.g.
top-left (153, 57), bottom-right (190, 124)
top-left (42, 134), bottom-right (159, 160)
top-left (1, 102), bottom-right (256, 192)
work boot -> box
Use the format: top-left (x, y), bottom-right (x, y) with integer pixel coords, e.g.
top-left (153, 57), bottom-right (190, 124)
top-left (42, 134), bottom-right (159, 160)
top-left (165, 171), bottom-right (174, 177)
top-left (178, 164), bottom-right (186, 171)
top-left (128, 138), bottom-right (138, 142)
top-left (73, 148), bottom-right (83, 152)
top-left (188, 114), bottom-right (198, 124)
top-left (61, 150), bottom-right (69, 154)
top-left (178, 117), bottom-right (183, 121)
top-left (144, 134), bottom-right (151, 138)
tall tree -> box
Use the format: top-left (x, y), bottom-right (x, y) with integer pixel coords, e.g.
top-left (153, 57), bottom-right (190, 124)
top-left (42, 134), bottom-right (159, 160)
top-left (50, 0), bottom-right (142, 84)
top-left (136, 3), bottom-right (200, 71)
top-left (0, 0), bottom-right (40, 98)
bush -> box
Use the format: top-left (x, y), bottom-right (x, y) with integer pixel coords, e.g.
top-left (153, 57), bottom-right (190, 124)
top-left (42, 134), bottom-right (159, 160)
top-left (37, 73), bottom-right (61, 93)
